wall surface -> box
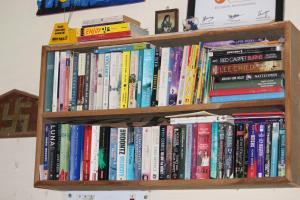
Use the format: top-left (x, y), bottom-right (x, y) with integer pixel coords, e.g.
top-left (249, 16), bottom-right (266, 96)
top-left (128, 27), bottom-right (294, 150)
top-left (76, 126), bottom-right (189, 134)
top-left (0, 0), bottom-right (300, 200)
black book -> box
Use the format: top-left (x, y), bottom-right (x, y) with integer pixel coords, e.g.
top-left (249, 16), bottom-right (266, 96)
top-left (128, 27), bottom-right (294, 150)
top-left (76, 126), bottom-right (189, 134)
top-left (47, 124), bottom-right (58, 180)
top-left (159, 125), bottom-right (167, 180)
top-left (98, 127), bottom-right (110, 180)
top-left (171, 127), bottom-right (180, 179)
top-left (151, 48), bottom-right (161, 106)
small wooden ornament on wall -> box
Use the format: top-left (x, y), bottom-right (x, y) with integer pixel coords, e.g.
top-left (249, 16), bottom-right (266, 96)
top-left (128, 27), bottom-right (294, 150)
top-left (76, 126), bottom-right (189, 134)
top-left (0, 89), bottom-right (38, 138)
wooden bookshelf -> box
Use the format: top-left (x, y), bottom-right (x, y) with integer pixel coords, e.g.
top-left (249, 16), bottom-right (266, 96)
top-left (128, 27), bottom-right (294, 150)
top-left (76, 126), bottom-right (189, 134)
top-left (34, 21), bottom-right (300, 190)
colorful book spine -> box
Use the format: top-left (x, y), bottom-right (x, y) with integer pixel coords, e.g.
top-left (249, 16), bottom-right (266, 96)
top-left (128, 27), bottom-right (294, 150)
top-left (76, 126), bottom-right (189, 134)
top-left (141, 48), bottom-right (155, 107)
top-left (95, 54), bottom-right (105, 110)
top-left (142, 127), bottom-right (152, 180)
top-left (58, 51), bottom-right (67, 112)
top-left (68, 51), bottom-right (74, 111)
top-left (128, 50), bottom-right (139, 108)
top-left (127, 127), bottom-right (135, 180)
top-left (71, 52), bottom-right (79, 111)
top-left (185, 124), bottom-right (193, 180)
top-left (247, 123), bottom-right (257, 178)
top-left (43, 124), bottom-right (50, 180)
top-left (151, 126), bottom-right (160, 180)
top-left (209, 86), bottom-right (284, 96)
top-left (95, 42), bottom-right (150, 54)
top-left (82, 22), bottom-right (131, 36)
top-left (90, 125), bottom-right (100, 181)
top-left (257, 123), bottom-right (266, 178)
top-left (169, 47), bottom-right (183, 105)
top-left (270, 121), bottom-right (280, 177)
top-left (159, 125), bottom-right (167, 180)
top-left (134, 127), bottom-right (143, 180)
top-left (213, 72), bottom-right (284, 82)
top-left (108, 128), bottom-right (118, 180)
top-left (151, 48), bottom-right (161, 106)
top-left (109, 52), bottom-right (122, 109)
top-left (98, 127), bottom-right (110, 180)
top-left (177, 45), bottom-right (190, 105)
top-left (78, 31), bottom-right (131, 42)
top-left (52, 51), bottom-right (60, 112)
top-left (76, 53), bottom-right (86, 111)
top-left (117, 128), bottom-right (127, 180)
top-left (102, 53), bottom-right (111, 109)
top-left (178, 126), bottom-right (186, 179)
top-left (224, 124), bottom-right (235, 179)
top-left (191, 123), bottom-right (198, 179)
top-left (264, 123), bottom-right (272, 177)
top-left (166, 125), bottom-right (174, 179)
top-left (64, 51), bottom-right (71, 112)
top-left (120, 51), bottom-right (130, 108)
top-left (278, 119), bottom-right (286, 177)
top-left (59, 124), bottom-right (71, 181)
top-left (210, 122), bottom-right (219, 179)
top-left (217, 123), bottom-right (226, 179)
top-left (83, 125), bottom-right (92, 181)
top-left (234, 123), bottom-right (246, 178)
top-left (136, 50), bottom-right (144, 107)
top-left (69, 125), bottom-right (84, 181)
top-left (83, 53), bottom-right (91, 110)
top-left (48, 124), bottom-right (58, 180)
top-left (44, 52), bottom-right (55, 112)
top-left (158, 47), bottom-right (170, 106)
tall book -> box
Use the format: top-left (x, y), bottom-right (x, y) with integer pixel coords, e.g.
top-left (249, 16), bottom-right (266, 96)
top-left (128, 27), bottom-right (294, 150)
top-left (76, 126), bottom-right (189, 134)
top-left (217, 123), bottom-right (226, 179)
top-left (185, 124), bottom-right (193, 180)
top-left (108, 128), bottom-right (118, 180)
top-left (171, 127), bottom-right (180, 179)
top-left (141, 48), bottom-right (155, 107)
top-left (134, 127), bottom-right (143, 180)
top-left (71, 52), bottom-right (79, 111)
top-left (177, 45), bottom-right (190, 105)
top-left (224, 123), bottom-right (235, 179)
top-left (68, 52), bottom-right (74, 111)
top-left (83, 53), bottom-right (91, 110)
top-left (169, 47), bottom-right (183, 105)
top-left (98, 127), bottom-right (110, 180)
top-left (120, 51), bottom-right (130, 108)
top-left (52, 51), bottom-right (60, 112)
top-left (83, 125), bottom-right (92, 181)
top-left (89, 53), bottom-right (97, 110)
top-left (257, 123), bottom-right (266, 178)
top-left (210, 122), bottom-right (219, 179)
top-left (178, 125), bottom-right (186, 179)
top-left (90, 125), bottom-right (100, 181)
top-left (264, 122), bottom-right (272, 177)
top-left (270, 121), bottom-right (280, 177)
top-left (59, 124), bottom-right (71, 181)
top-left (166, 125), bottom-right (174, 179)
top-left (63, 51), bottom-right (71, 112)
top-left (102, 53), bottom-right (111, 109)
top-left (77, 53), bottom-right (86, 111)
top-left (95, 54), bottom-right (105, 110)
top-left (109, 52), bottom-right (122, 109)
top-left (128, 50), bottom-right (139, 108)
top-left (234, 123), bottom-right (246, 178)
top-left (278, 119), bottom-right (286, 177)
top-left (159, 125), bottom-right (167, 180)
top-left (44, 52), bottom-right (55, 112)
top-left (136, 50), bottom-right (144, 107)
top-left (127, 127), bottom-right (135, 180)
top-left (158, 47), bottom-right (170, 106)
top-left (142, 127), bottom-right (152, 180)
top-left (247, 123), bottom-right (257, 178)
top-left (48, 124), bottom-right (59, 180)
top-left (55, 125), bottom-right (62, 180)
top-left (151, 48), bottom-right (161, 107)
top-left (150, 126), bottom-right (160, 180)
top-left (117, 128), bottom-right (128, 180)
top-left (42, 124), bottom-right (50, 180)
top-left (58, 51), bottom-right (67, 112)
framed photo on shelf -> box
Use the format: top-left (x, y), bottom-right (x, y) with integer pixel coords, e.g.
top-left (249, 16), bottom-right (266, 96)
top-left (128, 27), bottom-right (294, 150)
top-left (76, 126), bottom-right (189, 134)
top-left (155, 8), bottom-right (179, 34)
top-left (187, 0), bottom-right (284, 30)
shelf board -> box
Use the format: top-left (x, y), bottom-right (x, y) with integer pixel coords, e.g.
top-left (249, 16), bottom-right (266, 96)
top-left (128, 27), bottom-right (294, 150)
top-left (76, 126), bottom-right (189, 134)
top-left (35, 177), bottom-right (291, 190)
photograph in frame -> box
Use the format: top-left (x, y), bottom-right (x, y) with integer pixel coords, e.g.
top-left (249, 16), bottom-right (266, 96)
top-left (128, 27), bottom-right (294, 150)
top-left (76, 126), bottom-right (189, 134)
top-left (155, 9), bottom-right (179, 34)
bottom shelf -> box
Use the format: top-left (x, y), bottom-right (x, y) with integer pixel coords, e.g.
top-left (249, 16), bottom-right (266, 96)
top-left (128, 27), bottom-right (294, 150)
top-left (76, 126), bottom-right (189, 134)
top-left (35, 177), bottom-right (292, 190)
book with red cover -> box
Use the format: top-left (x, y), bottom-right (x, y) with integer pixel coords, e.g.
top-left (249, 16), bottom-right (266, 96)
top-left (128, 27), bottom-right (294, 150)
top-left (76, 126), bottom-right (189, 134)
top-left (195, 123), bottom-right (212, 179)
top-left (83, 125), bottom-right (92, 181)
top-left (78, 31), bottom-right (131, 42)
top-left (209, 86), bottom-right (283, 96)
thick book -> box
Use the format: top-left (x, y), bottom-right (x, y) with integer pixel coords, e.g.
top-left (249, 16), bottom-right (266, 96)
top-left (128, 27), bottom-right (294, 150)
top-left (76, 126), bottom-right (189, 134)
top-left (109, 52), bottom-right (122, 109)
top-left (102, 53), bottom-right (111, 109)
top-left (270, 122), bottom-right (280, 177)
top-left (83, 125), bottom-right (92, 181)
top-left (76, 53), bottom-right (86, 111)
top-left (71, 52), bottom-right (79, 111)
top-left (178, 125), bottom-right (186, 179)
top-left (185, 124), bottom-right (193, 180)
top-left (151, 48), bottom-right (161, 107)
top-left (78, 31), bottom-right (132, 42)
top-left (120, 51), bottom-right (130, 108)
top-left (264, 123), bottom-right (272, 177)
top-left (171, 127), bottom-right (181, 179)
top-left (224, 123), bottom-right (235, 179)
top-left (159, 125), bottom-right (167, 180)
top-left (141, 48), bottom-right (155, 107)
top-left (59, 124), bottom-right (71, 181)
top-left (128, 50), bottom-right (139, 108)
top-left (64, 51), bottom-right (71, 112)
top-left (278, 119), bottom-right (286, 177)
top-left (211, 46), bottom-right (282, 57)
top-left (257, 123), bottom-right (266, 178)
top-left (44, 52), bottom-right (55, 112)
top-left (90, 125), bottom-right (100, 181)
top-left (48, 124), bottom-right (59, 180)
top-left (58, 51), bottom-right (67, 112)
top-left (158, 47), bottom-right (171, 106)
top-left (108, 128), bottom-right (118, 180)
top-left (136, 49), bottom-right (144, 107)
top-left (98, 127), bottom-right (110, 180)
top-left (117, 128), bottom-right (128, 180)
top-left (52, 51), bottom-right (60, 112)
top-left (209, 86), bottom-right (284, 96)
top-left (217, 123), bottom-right (226, 179)
top-left (95, 53), bottom-right (105, 110)
top-left (88, 53), bottom-right (97, 110)
top-left (142, 127), bottom-right (152, 180)
top-left (127, 127), bottom-right (135, 180)
top-left (151, 126), bottom-right (160, 180)
top-left (247, 123), bottom-right (257, 178)
top-left (83, 53), bottom-right (91, 110)
top-left (234, 123), bottom-right (246, 178)
top-left (134, 127), bottom-right (143, 180)
top-left (166, 125), bottom-right (174, 179)
top-left (210, 122), bottom-right (219, 179)
top-left (169, 47), bottom-right (183, 106)
top-left (177, 45), bottom-right (190, 105)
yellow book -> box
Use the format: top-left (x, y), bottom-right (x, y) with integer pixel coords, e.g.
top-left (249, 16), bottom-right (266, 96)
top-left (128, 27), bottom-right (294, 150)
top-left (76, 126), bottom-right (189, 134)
top-left (183, 45), bottom-right (199, 105)
top-left (120, 51), bottom-right (131, 108)
top-left (195, 43), bottom-right (206, 104)
top-left (82, 23), bottom-right (130, 36)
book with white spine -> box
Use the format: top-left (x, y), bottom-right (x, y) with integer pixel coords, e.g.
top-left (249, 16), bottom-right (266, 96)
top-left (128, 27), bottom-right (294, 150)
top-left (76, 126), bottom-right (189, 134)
top-left (150, 126), bottom-right (160, 180)
top-left (52, 51), bottom-right (60, 112)
top-left (89, 125), bottom-right (100, 181)
top-left (117, 128), bottom-right (128, 180)
top-left (128, 50), bottom-right (139, 108)
top-left (109, 52), bottom-right (122, 109)
top-left (170, 115), bottom-right (233, 125)
top-left (177, 45), bottom-right (190, 105)
top-left (89, 53), bottom-right (97, 110)
top-left (95, 54), bottom-right (105, 110)
top-left (142, 127), bottom-right (152, 180)
top-left (158, 47), bottom-right (170, 106)
top-left (102, 53), bottom-right (111, 109)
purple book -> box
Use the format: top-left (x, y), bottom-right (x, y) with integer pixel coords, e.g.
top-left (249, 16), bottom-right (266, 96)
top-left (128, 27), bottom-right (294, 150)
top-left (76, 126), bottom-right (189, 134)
top-left (168, 47), bottom-right (183, 105)
top-left (257, 123), bottom-right (266, 178)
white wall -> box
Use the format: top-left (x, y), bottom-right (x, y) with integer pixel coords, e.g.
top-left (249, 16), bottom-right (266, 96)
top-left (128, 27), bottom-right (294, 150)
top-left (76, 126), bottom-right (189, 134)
top-left (0, 0), bottom-right (300, 199)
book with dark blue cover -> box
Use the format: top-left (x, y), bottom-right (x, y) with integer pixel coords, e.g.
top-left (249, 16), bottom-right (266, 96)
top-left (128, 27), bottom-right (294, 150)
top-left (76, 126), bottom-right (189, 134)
top-left (43, 124), bottom-right (50, 177)
top-left (44, 52), bottom-right (55, 112)
top-left (257, 123), bottom-right (266, 178)
top-left (69, 125), bottom-right (84, 180)
top-left (134, 127), bottom-right (143, 180)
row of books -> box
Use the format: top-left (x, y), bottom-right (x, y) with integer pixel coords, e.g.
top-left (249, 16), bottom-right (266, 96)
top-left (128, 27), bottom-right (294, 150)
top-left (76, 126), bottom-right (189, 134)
top-left (40, 112), bottom-right (286, 181)
top-left (44, 38), bottom-right (285, 112)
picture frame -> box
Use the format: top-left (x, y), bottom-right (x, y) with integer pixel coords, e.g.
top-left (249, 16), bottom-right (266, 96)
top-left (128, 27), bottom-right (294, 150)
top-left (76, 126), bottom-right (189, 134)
top-left (155, 8), bottom-right (179, 34)
top-left (186, 0), bottom-right (284, 30)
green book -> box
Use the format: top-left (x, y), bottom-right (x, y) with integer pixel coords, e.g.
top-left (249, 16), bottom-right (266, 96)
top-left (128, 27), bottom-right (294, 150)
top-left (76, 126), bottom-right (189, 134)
top-left (59, 124), bottom-right (71, 180)
top-left (44, 52), bottom-right (55, 112)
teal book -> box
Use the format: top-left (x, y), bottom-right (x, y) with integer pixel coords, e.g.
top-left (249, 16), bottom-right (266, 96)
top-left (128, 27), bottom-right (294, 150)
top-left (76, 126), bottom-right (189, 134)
top-left (95, 42), bottom-right (151, 54)
top-left (141, 48), bottom-right (155, 107)
top-left (210, 122), bottom-right (219, 179)
top-left (136, 49), bottom-right (144, 107)
top-left (127, 127), bottom-right (135, 180)
top-left (59, 124), bottom-right (71, 180)
top-left (44, 51), bottom-right (55, 112)
top-left (270, 122), bottom-right (280, 177)
top-left (278, 119), bottom-right (286, 177)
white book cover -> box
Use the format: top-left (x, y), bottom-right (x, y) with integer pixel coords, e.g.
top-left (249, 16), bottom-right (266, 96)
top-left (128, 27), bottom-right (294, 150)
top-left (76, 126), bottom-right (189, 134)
top-left (68, 52), bottom-right (74, 111)
top-left (95, 54), bottom-right (105, 110)
top-left (142, 127), bottom-right (152, 180)
top-left (90, 125), bottom-right (100, 181)
top-left (109, 52), bottom-right (122, 109)
top-left (58, 51), bottom-right (67, 112)
top-left (102, 53), bottom-right (111, 109)
top-left (150, 126), bottom-right (160, 180)
top-left (52, 51), bottom-right (60, 112)
top-left (89, 53), bottom-right (97, 110)
top-left (77, 53), bottom-right (86, 111)
top-left (170, 115), bottom-right (233, 125)
top-left (177, 45), bottom-right (190, 105)
top-left (158, 47), bottom-right (170, 106)
top-left (117, 128), bottom-right (128, 180)
top-left (128, 50), bottom-right (139, 108)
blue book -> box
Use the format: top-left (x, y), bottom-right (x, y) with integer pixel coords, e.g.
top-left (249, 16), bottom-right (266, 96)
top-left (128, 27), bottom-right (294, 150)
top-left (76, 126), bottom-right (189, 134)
top-left (44, 52), bottom-right (55, 112)
top-left (94, 43), bottom-right (150, 54)
top-left (134, 127), bottom-right (143, 179)
top-left (45, 0), bottom-right (55, 8)
top-left (43, 124), bottom-right (50, 178)
top-left (136, 50), bottom-right (144, 108)
top-left (69, 125), bottom-right (84, 180)
top-left (141, 48), bottom-right (155, 107)
top-left (210, 122), bottom-right (219, 179)
top-left (127, 128), bottom-right (135, 180)
top-left (109, 128), bottom-right (118, 180)
top-left (184, 124), bottom-right (193, 180)
top-left (257, 123), bottom-right (266, 178)
top-left (211, 91), bottom-right (285, 103)
top-left (270, 122), bottom-right (280, 177)
top-left (278, 119), bottom-right (286, 177)
top-left (71, 52), bottom-right (79, 111)
top-left (247, 123), bottom-right (257, 178)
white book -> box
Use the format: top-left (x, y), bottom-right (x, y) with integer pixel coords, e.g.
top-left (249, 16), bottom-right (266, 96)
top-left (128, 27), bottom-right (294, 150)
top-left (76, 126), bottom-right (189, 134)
top-left (142, 127), bottom-right (152, 180)
top-left (77, 53), bottom-right (86, 111)
top-left (68, 52), bottom-right (74, 111)
top-left (109, 52), bottom-right (122, 109)
top-left (90, 125), bottom-right (100, 181)
top-left (170, 115), bottom-right (233, 125)
top-left (128, 50), bottom-right (139, 108)
top-left (89, 53), bottom-right (97, 110)
top-left (117, 128), bottom-right (128, 180)
top-left (150, 126), bottom-right (160, 180)
top-left (95, 54), bottom-right (105, 110)
top-left (52, 51), bottom-right (60, 112)
top-left (177, 45), bottom-right (190, 105)
top-left (102, 53), bottom-right (110, 109)
top-left (158, 47), bottom-right (170, 106)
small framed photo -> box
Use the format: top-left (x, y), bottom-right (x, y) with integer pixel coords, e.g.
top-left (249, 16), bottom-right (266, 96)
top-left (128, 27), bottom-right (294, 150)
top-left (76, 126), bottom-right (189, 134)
top-left (155, 8), bottom-right (179, 34)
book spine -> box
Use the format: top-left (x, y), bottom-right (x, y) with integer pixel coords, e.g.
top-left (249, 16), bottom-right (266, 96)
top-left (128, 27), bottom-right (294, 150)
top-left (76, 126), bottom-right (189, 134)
top-left (142, 127), bottom-right (152, 180)
top-left (171, 127), bottom-right (180, 179)
top-left (109, 52), bottom-right (122, 109)
top-left (68, 52), bottom-right (74, 111)
top-left (44, 52), bottom-right (55, 112)
top-left (210, 122), bottom-right (219, 179)
top-left (136, 50), bottom-right (144, 107)
top-left (158, 47), bottom-right (170, 106)
top-left (52, 51), bottom-right (60, 112)
top-left (109, 128), bottom-right (118, 180)
top-left (98, 127), bottom-right (110, 180)
top-left (224, 124), bottom-right (235, 179)
top-left (55, 125), bottom-right (62, 180)
top-left (264, 123), bottom-right (272, 177)
top-left (89, 53), bottom-right (97, 110)
top-left (247, 123), bottom-right (257, 178)
top-left (177, 45), bottom-right (190, 105)
top-left (211, 51), bottom-right (282, 65)
top-left (211, 46), bottom-right (280, 57)
top-left (48, 124), bottom-right (58, 180)
top-left (166, 125), bottom-right (173, 179)
top-left (69, 125), bottom-right (84, 181)
top-left (167, 48), bottom-right (174, 106)
top-left (213, 72), bottom-right (284, 83)
top-left (169, 47), bottom-right (183, 105)
top-left (234, 123), bottom-right (246, 178)
top-left (217, 123), bottom-right (226, 179)
top-left (209, 86), bottom-right (283, 97)
top-left (127, 127), bottom-right (135, 180)
top-left (78, 31), bottom-right (131, 42)
top-left (194, 44), bottom-right (206, 104)
top-left (191, 123), bottom-right (198, 179)
top-left (134, 127), bottom-right (143, 180)
top-left (179, 126), bottom-right (186, 179)
top-left (117, 128), bottom-right (127, 180)
top-left (82, 22), bottom-right (130, 36)
top-left (159, 125), bottom-right (167, 180)
top-left (82, 15), bottom-right (141, 27)
top-left (63, 52), bottom-right (71, 112)
top-left (83, 125), bottom-right (92, 181)
top-left (141, 48), bottom-right (155, 107)
top-left (76, 53), bottom-right (86, 111)
top-left (151, 48), bottom-right (161, 106)
top-left (95, 42), bottom-right (150, 54)
top-left (102, 53), bottom-right (111, 109)
top-left (89, 125), bottom-right (100, 181)
top-left (71, 52), bottom-right (79, 111)
top-left (59, 124), bottom-right (71, 181)
top-left (211, 60), bottom-right (283, 76)
top-left (95, 54), bottom-right (105, 110)
top-left (120, 51), bottom-right (130, 108)
top-left (42, 124), bottom-right (50, 180)
top-left (58, 52), bottom-right (67, 112)
top-left (83, 53), bottom-right (91, 110)
top-left (185, 124), bottom-right (193, 180)
top-left (151, 126), bottom-right (160, 180)
top-left (257, 123), bottom-right (266, 178)
top-left (270, 121), bottom-right (279, 177)
top-left (128, 50), bottom-right (139, 108)
top-left (278, 119), bottom-right (286, 177)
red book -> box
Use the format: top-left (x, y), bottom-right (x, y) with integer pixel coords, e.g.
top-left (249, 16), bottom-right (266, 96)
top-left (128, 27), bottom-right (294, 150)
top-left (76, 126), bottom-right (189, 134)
top-left (209, 86), bottom-right (283, 96)
top-left (83, 125), bottom-right (92, 181)
top-left (247, 124), bottom-right (258, 178)
top-left (195, 123), bottom-right (211, 179)
top-left (78, 31), bottom-right (131, 42)
top-left (191, 123), bottom-right (198, 179)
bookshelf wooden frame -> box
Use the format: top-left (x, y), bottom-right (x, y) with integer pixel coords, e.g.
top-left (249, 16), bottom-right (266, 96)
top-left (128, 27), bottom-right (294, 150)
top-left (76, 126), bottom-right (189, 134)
top-left (34, 21), bottom-right (300, 190)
